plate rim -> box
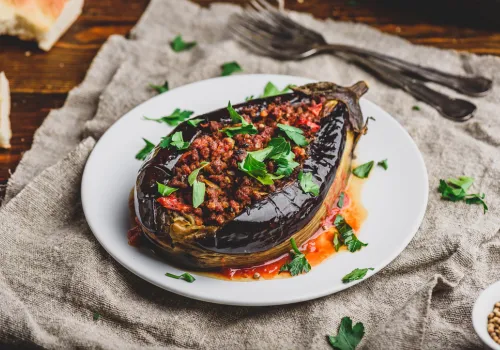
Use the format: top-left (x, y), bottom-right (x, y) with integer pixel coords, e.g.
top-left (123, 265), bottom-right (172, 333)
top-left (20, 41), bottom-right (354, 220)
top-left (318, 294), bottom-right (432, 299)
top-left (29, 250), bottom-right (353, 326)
top-left (81, 73), bottom-right (429, 306)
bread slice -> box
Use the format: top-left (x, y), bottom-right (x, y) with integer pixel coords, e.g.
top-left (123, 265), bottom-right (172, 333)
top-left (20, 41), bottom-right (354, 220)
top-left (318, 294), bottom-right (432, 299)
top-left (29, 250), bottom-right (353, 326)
top-left (0, 72), bottom-right (11, 149)
top-left (0, 0), bottom-right (84, 51)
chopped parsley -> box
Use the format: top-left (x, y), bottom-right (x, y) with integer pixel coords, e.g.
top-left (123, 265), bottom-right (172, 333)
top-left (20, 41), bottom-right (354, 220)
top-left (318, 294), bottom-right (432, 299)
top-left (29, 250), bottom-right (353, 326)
top-left (334, 215), bottom-right (367, 252)
top-left (221, 61), bottom-right (243, 76)
top-left (245, 95), bottom-right (254, 101)
top-left (261, 82), bottom-right (295, 97)
top-left (170, 35), bottom-right (197, 52)
top-left (165, 272), bottom-right (196, 283)
top-left (277, 123), bottom-right (309, 146)
top-left (412, 105), bottom-right (421, 111)
top-left (144, 109), bottom-right (194, 126)
top-left (298, 171), bottom-right (320, 196)
top-left (338, 192), bottom-right (345, 208)
top-left (93, 312), bottom-right (100, 321)
top-left (187, 118), bottom-right (204, 127)
top-left (377, 159), bottom-right (388, 170)
top-left (341, 268), bottom-right (374, 283)
top-left (157, 182), bottom-right (178, 196)
top-left (149, 81), bottom-right (169, 94)
top-left (279, 238), bottom-right (311, 276)
top-left (188, 162), bottom-right (210, 208)
top-left (159, 131), bottom-right (190, 150)
top-left (438, 176), bottom-right (488, 213)
top-left (135, 138), bottom-right (155, 160)
top-left (223, 101), bottom-right (258, 136)
top-left (238, 153), bottom-right (283, 185)
top-left (352, 161), bottom-right (374, 179)
top-left (327, 317), bottom-right (365, 350)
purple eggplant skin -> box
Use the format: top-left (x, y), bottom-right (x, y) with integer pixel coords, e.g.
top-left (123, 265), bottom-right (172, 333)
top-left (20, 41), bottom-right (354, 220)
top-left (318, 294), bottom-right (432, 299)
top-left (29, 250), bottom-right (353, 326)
top-left (134, 81), bottom-right (368, 270)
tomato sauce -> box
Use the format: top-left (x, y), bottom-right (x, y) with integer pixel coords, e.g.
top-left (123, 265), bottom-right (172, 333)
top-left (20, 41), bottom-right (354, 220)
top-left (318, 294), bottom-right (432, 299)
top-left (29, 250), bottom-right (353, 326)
top-left (203, 176), bottom-right (367, 281)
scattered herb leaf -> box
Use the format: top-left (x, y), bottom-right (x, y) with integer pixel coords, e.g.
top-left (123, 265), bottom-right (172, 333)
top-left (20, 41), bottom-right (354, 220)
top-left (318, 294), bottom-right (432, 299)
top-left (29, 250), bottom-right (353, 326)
top-left (298, 171), bottom-right (320, 196)
top-left (192, 180), bottom-right (206, 208)
top-left (261, 82), bottom-right (295, 98)
top-left (149, 81), bottom-right (169, 94)
top-left (245, 95), bottom-right (254, 101)
top-left (342, 268), bottom-right (374, 283)
top-left (377, 159), bottom-right (388, 170)
top-left (170, 35), bottom-right (197, 52)
top-left (135, 138), bottom-right (155, 160)
top-left (144, 109), bottom-right (194, 126)
top-left (223, 101), bottom-right (258, 136)
top-left (165, 272), bottom-right (196, 283)
top-left (93, 312), bottom-right (100, 321)
top-left (188, 162), bottom-right (210, 186)
top-left (412, 105), bottom-right (421, 111)
top-left (187, 118), bottom-right (204, 127)
top-left (159, 131), bottom-right (190, 150)
top-left (465, 193), bottom-right (489, 214)
top-left (338, 192), bottom-right (345, 208)
top-left (157, 182), bottom-right (178, 196)
top-left (279, 238), bottom-right (311, 276)
top-left (327, 317), bottom-right (365, 350)
top-left (334, 215), bottom-right (367, 252)
top-left (352, 161), bottom-right (374, 179)
top-left (333, 233), bottom-right (341, 252)
top-left (221, 61), bottom-right (243, 76)
top-left (238, 153), bottom-right (283, 185)
top-left (438, 176), bottom-right (488, 213)
top-left (277, 123), bottom-right (309, 146)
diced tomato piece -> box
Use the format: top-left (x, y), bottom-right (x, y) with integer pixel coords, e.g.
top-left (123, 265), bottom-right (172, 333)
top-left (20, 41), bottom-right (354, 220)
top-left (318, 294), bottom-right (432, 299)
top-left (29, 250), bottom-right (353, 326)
top-left (296, 117), bottom-right (320, 133)
top-left (308, 103), bottom-right (323, 117)
top-left (157, 195), bottom-right (192, 212)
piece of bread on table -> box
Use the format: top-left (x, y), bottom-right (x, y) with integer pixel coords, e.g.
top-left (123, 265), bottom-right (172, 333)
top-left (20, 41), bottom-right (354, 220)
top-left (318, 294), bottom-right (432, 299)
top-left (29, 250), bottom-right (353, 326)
top-left (0, 0), bottom-right (84, 51)
top-left (0, 72), bottom-right (11, 149)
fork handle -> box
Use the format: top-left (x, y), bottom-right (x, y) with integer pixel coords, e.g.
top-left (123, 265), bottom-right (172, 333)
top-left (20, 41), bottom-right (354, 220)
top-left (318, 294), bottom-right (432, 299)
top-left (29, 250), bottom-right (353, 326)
top-left (319, 44), bottom-right (492, 97)
top-left (338, 52), bottom-right (476, 122)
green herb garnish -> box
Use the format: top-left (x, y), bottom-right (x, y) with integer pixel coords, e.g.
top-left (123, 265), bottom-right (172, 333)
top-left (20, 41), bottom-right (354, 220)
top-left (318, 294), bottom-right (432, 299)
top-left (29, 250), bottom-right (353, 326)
top-left (327, 317), bottom-right (365, 350)
top-left (298, 171), bottom-right (320, 196)
top-left (221, 61), bottom-right (243, 76)
top-left (333, 233), bottom-right (341, 252)
top-left (334, 215), bottom-right (367, 252)
top-left (261, 82), bottom-right (295, 97)
top-left (135, 138), bottom-right (155, 160)
top-left (438, 176), bottom-right (488, 213)
top-left (377, 159), bottom-right (388, 170)
top-left (238, 153), bottom-right (283, 185)
top-left (352, 161), bottom-right (374, 179)
top-left (165, 272), bottom-right (196, 283)
top-left (144, 109), bottom-right (194, 126)
top-left (279, 238), bottom-right (311, 276)
top-left (149, 81), bottom-right (169, 94)
top-left (159, 131), bottom-right (190, 150)
top-left (188, 162), bottom-right (210, 208)
top-left (338, 192), bottom-right (345, 208)
top-left (93, 312), bottom-right (100, 321)
top-left (157, 182), bottom-right (178, 196)
top-left (187, 118), bottom-right (204, 127)
top-left (170, 35), bottom-right (197, 52)
top-left (245, 95), bottom-right (254, 101)
top-left (223, 101), bottom-right (258, 136)
top-left (277, 123), bottom-right (309, 146)
top-left (342, 268), bottom-right (374, 283)
top-left (412, 105), bottom-right (420, 111)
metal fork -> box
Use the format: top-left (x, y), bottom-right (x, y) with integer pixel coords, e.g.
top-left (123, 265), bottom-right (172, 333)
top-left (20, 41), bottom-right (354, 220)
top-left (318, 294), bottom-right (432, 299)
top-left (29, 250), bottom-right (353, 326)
top-left (230, 0), bottom-right (493, 121)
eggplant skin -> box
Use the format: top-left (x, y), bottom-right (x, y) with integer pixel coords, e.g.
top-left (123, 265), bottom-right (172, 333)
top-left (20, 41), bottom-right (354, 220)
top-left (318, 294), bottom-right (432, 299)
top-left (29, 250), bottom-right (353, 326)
top-left (134, 81), bottom-right (368, 270)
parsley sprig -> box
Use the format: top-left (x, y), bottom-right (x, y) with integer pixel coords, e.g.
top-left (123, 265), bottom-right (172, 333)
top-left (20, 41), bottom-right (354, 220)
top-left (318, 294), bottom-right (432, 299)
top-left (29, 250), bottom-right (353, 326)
top-left (165, 272), bottom-right (196, 283)
top-left (277, 123), bottom-right (309, 146)
top-left (333, 215), bottom-right (367, 253)
top-left (222, 102), bottom-right (258, 136)
top-left (159, 131), bottom-right (190, 150)
top-left (327, 317), bottom-right (365, 350)
top-left (135, 138), bottom-right (155, 160)
top-left (438, 176), bottom-right (488, 213)
top-left (298, 171), bottom-right (320, 196)
top-left (170, 35), bottom-right (197, 52)
top-left (188, 162), bottom-right (210, 208)
top-left (279, 238), bottom-right (311, 276)
top-left (221, 61), bottom-right (243, 76)
top-left (342, 268), bottom-right (374, 283)
top-left (245, 82), bottom-right (296, 101)
top-left (149, 81), bottom-right (169, 94)
top-left (144, 109), bottom-right (194, 126)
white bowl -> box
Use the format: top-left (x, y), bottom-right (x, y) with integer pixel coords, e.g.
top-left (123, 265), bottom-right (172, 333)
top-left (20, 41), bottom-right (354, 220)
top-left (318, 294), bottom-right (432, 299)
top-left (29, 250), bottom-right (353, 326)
top-left (473, 280), bottom-right (500, 349)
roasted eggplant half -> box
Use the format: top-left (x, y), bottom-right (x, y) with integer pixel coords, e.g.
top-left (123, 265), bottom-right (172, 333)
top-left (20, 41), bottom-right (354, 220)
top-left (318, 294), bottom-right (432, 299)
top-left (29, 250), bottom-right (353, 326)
top-left (133, 81), bottom-right (368, 270)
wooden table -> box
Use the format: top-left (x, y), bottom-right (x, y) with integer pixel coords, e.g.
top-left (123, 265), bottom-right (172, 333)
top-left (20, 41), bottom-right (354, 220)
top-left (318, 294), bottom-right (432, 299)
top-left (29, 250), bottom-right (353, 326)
top-left (1, 0), bottom-right (499, 201)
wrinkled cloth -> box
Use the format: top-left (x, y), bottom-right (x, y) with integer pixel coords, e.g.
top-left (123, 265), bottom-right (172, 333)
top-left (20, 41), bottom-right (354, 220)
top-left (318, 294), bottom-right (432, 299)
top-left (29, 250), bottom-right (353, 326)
top-left (1, 0), bottom-right (500, 349)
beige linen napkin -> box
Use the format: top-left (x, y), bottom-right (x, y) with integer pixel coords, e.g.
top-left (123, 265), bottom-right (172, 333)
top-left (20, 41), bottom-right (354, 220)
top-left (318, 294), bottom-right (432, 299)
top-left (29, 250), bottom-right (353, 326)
top-left (1, 0), bottom-right (499, 348)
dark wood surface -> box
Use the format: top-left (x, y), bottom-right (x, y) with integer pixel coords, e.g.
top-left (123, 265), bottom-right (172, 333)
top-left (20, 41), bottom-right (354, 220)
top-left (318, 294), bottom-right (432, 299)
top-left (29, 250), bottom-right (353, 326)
top-left (1, 0), bottom-right (499, 201)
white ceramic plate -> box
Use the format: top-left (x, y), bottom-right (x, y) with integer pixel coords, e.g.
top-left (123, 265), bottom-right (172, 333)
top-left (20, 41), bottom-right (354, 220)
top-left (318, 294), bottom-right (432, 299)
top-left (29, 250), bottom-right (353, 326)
top-left (82, 74), bottom-right (428, 306)
top-left (473, 280), bottom-right (500, 349)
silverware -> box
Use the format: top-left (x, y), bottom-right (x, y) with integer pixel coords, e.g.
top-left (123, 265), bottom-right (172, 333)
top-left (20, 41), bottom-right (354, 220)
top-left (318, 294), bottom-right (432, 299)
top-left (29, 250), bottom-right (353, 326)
top-left (230, 0), bottom-right (491, 121)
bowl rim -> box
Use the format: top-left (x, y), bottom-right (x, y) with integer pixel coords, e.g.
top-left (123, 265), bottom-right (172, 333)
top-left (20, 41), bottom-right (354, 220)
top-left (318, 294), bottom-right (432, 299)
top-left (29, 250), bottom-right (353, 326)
top-left (473, 280), bottom-right (500, 349)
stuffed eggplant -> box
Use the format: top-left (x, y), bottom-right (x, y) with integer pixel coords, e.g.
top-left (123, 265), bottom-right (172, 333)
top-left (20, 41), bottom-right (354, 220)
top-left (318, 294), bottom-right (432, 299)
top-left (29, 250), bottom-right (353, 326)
top-left (133, 81), bottom-right (368, 270)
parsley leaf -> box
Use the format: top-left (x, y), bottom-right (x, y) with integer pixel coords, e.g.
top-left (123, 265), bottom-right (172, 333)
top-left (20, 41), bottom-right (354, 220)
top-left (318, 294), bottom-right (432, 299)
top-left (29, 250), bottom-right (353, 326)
top-left (149, 81), bottom-right (169, 94)
top-left (261, 82), bottom-right (295, 97)
top-left (267, 137), bottom-right (290, 159)
top-left (238, 153), bottom-right (283, 185)
top-left (274, 151), bottom-right (299, 176)
top-left (298, 171), bottom-right (320, 196)
top-left (333, 233), bottom-right (342, 252)
top-left (465, 193), bottom-right (488, 214)
top-left (245, 95), bottom-right (254, 101)
top-left (279, 238), bottom-right (311, 276)
top-left (157, 182), bottom-right (178, 196)
top-left (338, 192), bottom-right (345, 208)
top-left (135, 138), bottom-right (155, 160)
top-left (438, 176), bottom-right (488, 213)
top-left (342, 268), bottom-right (374, 283)
top-left (170, 35), bottom-right (197, 52)
top-left (144, 109), bottom-right (194, 126)
top-left (188, 162), bottom-right (210, 208)
top-left (377, 159), bottom-right (388, 170)
top-left (352, 161), bottom-right (374, 179)
top-left (187, 118), bottom-right (204, 127)
top-left (93, 312), bottom-right (100, 321)
top-left (327, 317), bottom-right (365, 350)
top-left (412, 105), bottom-right (421, 111)
top-left (165, 272), bottom-right (196, 283)
top-left (159, 131), bottom-right (190, 150)
top-left (277, 123), bottom-right (309, 146)
top-left (334, 215), bottom-right (367, 252)
top-left (223, 102), bottom-right (258, 136)
top-left (221, 61), bottom-right (243, 76)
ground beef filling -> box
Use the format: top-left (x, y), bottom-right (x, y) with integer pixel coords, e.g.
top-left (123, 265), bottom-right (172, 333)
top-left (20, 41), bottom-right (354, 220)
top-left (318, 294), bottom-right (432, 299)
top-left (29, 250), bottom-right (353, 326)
top-left (163, 96), bottom-right (325, 226)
